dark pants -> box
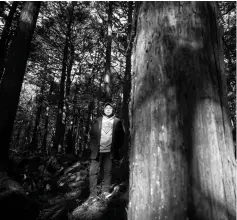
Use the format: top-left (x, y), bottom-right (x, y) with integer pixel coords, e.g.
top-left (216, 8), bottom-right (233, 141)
top-left (89, 152), bottom-right (112, 197)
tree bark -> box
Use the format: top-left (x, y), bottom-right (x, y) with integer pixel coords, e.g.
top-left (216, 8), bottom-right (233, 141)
top-left (30, 95), bottom-right (43, 151)
top-left (24, 106), bottom-right (34, 148)
top-left (53, 3), bottom-right (74, 151)
top-left (42, 105), bottom-right (49, 154)
top-left (64, 41), bottom-right (75, 145)
top-left (70, 71), bottom-right (81, 155)
top-left (129, 2), bottom-right (236, 220)
top-left (42, 77), bottom-right (55, 154)
top-left (65, 124), bottom-right (74, 154)
top-left (122, 1), bottom-right (133, 158)
top-left (84, 100), bottom-right (94, 147)
top-left (66, 43), bottom-right (74, 101)
top-left (14, 120), bottom-right (23, 149)
top-left (30, 74), bottom-right (47, 151)
top-left (0, 2), bottom-right (41, 171)
top-left (104, 1), bottom-right (112, 101)
top-left (0, 1), bottom-right (18, 80)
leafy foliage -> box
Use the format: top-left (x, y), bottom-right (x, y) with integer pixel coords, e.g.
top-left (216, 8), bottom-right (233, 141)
top-left (219, 1), bottom-right (236, 132)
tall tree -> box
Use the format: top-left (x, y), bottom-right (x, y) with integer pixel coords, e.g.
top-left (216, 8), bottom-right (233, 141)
top-left (0, 2), bottom-right (41, 171)
top-left (104, 1), bottom-right (112, 101)
top-left (122, 1), bottom-right (133, 158)
top-left (53, 2), bottom-right (74, 151)
top-left (30, 77), bottom-right (46, 151)
top-left (129, 2), bottom-right (236, 220)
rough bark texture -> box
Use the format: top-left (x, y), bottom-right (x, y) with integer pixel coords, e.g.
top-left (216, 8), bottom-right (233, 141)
top-left (0, 2), bottom-right (41, 171)
top-left (129, 2), bottom-right (236, 220)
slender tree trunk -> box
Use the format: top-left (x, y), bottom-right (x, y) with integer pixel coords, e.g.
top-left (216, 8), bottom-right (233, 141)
top-left (0, 1), bottom-right (18, 80)
top-left (74, 109), bottom-right (81, 156)
top-left (42, 78), bottom-right (54, 153)
top-left (65, 124), bottom-right (74, 154)
top-left (0, 2), bottom-right (40, 171)
top-left (66, 44), bottom-right (74, 101)
top-left (53, 3), bottom-right (74, 151)
top-left (84, 100), bottom-right (94, 147)
top-left (129, 2), bottom-right (236, 220)
top-left (15, 120), bottom-right (23, 148)
top-left (82, 55), bottom-right (97, 147)
top-left (98, 72), bottom-right (103, 115)
top-left (30, 87), bottom-right (45, 151)
top-left (24, 104), bottom-right (34, 148)
top-left (79, 117), bottom-right (85, 157)
top-left (104, 1), bottom-right (112, 101)
top-left (42, 106), bottom-right (49, 154)
top-left (70, 71), bottom-right (81, 155)
top-left (122, 1), bottom-right (133, 158)
top-left (65, 42), bottom-right (74, 138)
top-left (30, 68), bottom-right (48, 151)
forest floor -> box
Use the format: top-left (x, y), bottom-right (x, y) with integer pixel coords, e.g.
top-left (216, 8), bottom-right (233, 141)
top-left (0, 152), bottom-right (129, 220)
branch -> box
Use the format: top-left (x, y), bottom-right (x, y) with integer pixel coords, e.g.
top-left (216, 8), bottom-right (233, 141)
top-left (221, 5), bottom-right (236, 16)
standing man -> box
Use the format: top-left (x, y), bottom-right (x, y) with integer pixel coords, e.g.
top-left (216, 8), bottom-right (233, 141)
top-left (89, 102), bottom-right (124, 198)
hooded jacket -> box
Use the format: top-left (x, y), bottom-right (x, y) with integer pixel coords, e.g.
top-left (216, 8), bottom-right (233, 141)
top-left (89, 116), bottom-right (124, 160)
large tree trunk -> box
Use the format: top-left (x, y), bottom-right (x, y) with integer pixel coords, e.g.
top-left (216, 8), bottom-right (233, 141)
top-left (104, 1), bottom-right (112, 101)
top-left (0, 1), bottom-right (18, 80)
top-left (0, 2), bottom-right (41, 171)
top-left (129, 2), bottom-right (236, 220)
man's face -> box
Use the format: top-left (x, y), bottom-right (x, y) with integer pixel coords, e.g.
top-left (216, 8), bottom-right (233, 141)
top-left (104, 105), bottom-right (113, 116)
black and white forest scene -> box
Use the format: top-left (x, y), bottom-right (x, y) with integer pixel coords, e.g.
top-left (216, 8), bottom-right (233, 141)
top-left (0, 2), bottom-right (236, 220)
